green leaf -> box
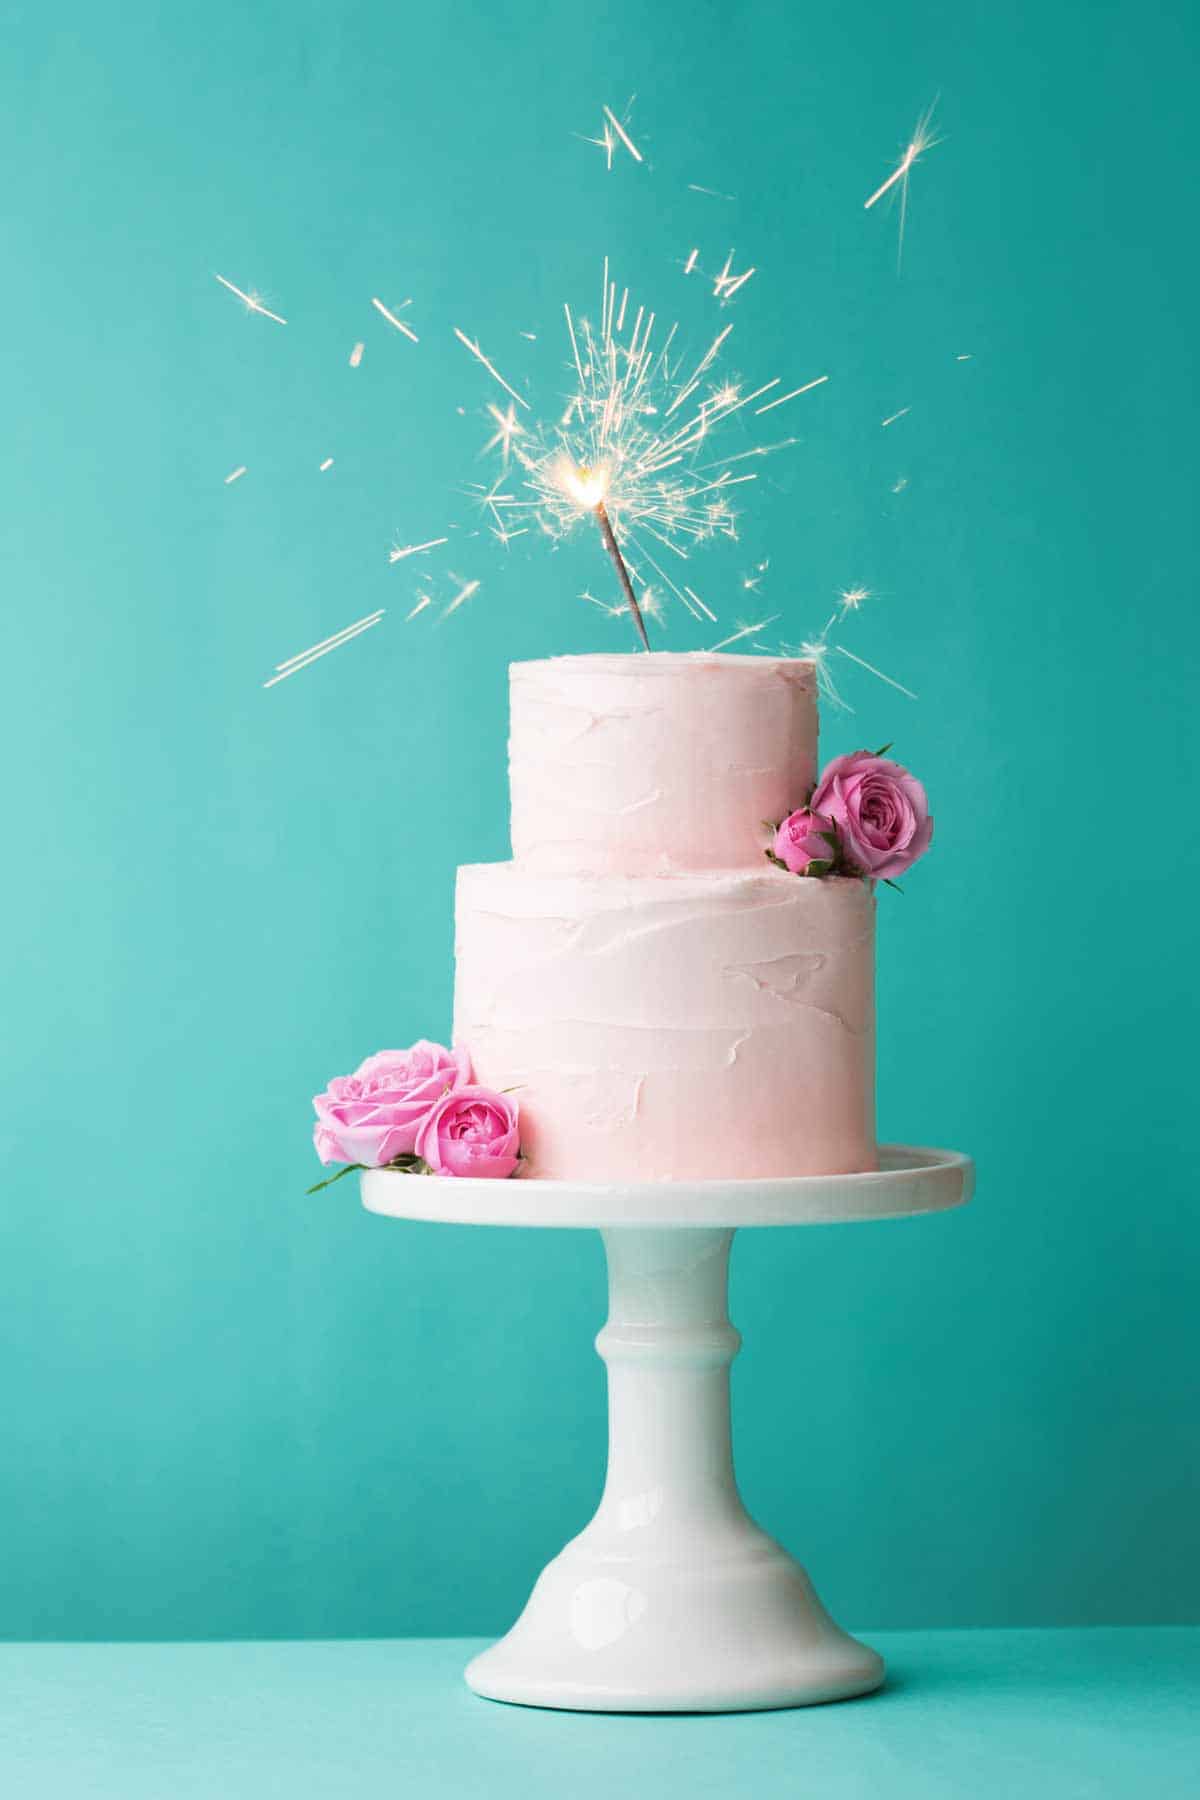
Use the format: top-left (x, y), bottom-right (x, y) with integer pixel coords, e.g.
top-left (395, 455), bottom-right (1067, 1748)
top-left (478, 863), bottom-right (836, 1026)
top-left (818, 829), bottom-right (841, 853)
top-left (305, 1162), bottom-right (365, 1195)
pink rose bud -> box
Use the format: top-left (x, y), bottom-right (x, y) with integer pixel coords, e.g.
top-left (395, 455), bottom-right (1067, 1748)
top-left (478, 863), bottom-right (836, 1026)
top-left (415, 1086), bottom-right (521, 1180)
top-left (810, 750), bottom-right (933, 880)
top-left (312, 1040), bottom-right (472, 1167)
top-left (773, 807), bottom-right (838, 876)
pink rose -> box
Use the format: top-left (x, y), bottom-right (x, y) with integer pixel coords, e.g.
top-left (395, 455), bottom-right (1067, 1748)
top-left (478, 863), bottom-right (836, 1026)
top-left (415, 1086), bottom-right (521, 1179)
top-left (810, 750), bottom-right (933, 880)
top-left (773, 807), bottom-right (837, 876)
top-left (312, 1041), bottom-right (472, 1166)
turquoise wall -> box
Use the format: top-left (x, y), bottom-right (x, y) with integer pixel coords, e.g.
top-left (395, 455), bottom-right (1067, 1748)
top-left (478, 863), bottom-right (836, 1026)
top-left (2, 0), bottom-right (1196, 1638)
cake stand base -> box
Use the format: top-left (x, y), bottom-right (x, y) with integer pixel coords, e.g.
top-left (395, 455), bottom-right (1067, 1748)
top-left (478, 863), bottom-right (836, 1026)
top-left (363, 1147), bottom-right (972, 1713)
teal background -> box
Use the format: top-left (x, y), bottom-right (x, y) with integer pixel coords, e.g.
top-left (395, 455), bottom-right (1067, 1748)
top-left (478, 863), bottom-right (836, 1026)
top-left (2, 0), bottom-right (1196, 1640)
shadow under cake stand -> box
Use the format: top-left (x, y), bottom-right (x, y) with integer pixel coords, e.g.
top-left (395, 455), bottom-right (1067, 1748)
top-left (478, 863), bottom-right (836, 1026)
top-left (362, 1144), bottom-right (973, 1714)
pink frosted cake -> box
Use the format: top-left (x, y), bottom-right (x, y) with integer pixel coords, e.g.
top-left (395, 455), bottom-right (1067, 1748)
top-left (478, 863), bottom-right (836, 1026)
top-left (453, 653), bottom-right (876, 1181)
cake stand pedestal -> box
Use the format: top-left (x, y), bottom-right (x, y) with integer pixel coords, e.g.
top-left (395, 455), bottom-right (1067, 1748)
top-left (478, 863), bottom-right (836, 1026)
top-left (362, 1144), bottom-right (972, 1714)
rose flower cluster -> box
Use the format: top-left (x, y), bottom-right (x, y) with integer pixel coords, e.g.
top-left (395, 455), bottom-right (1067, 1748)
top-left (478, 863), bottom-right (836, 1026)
top-left (768, 748), bottom-right (933, 884)
top-left (310, 1041), bottom-right (520, 1188)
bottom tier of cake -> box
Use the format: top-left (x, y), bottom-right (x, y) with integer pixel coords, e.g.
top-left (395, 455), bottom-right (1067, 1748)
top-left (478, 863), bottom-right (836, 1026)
top-left (453, 864), bottom-right (876, 1181)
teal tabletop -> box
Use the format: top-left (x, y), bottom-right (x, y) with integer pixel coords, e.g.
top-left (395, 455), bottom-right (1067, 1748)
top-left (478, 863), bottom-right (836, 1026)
top-left (1, 1629), bottom-right (1194, 1798)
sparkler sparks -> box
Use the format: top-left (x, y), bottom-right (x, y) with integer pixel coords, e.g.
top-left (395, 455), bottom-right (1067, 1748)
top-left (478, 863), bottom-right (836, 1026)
top-left (754, 375), bottom-right (828, 415)
top-left (214, 273), bottom-right (287, 325)
top-left (482, 401), bottom-right (524, 465)
top-left (442, 577), bottom-right (480, 619)
top-left (863, 102), bottom-right (940, 270)
top-left (713, 254), bottom-right (756, 303)
top-left (881, 406), bottom-right (910, 428)
top-left (453, 328), bottom-right (528, 410)
top-left (319, 457), bottom-right (334, 472)
top-left (603, 103), bottom-right (643, 163)
top-left (371, 296), bottom-right (419, 342)
top-left (224, 465), bottom-right (247, 485)
top-left (349, 342), bottom-right (365, 368)
top-left (462, 265), bottom-right (820, 646)
top-left (264, 610), bottom-right (385, 687)
top-left (389, 536), bottom-right (448, 563)
top-left (708, 617), bottom-right (780, 652)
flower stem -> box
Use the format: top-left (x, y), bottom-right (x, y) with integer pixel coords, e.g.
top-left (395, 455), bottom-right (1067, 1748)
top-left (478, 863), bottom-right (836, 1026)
top-left (594, 500), bottom-right (650, 652)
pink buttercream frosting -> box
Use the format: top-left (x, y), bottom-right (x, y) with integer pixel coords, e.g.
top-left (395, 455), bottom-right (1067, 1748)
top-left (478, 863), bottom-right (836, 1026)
top-left (454, 865), bottom-right (875, 1181)
top-left (508, 653), bottom-right (817, 875)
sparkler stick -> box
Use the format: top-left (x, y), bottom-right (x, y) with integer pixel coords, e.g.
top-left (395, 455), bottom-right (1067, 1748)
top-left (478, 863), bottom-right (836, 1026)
top-left (594, 497), bottom-right (650, 651)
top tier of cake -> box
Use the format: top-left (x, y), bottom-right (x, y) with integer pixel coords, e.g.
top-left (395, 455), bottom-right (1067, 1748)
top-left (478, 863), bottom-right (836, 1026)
top-left (508, 653), bottom-right (817, 875)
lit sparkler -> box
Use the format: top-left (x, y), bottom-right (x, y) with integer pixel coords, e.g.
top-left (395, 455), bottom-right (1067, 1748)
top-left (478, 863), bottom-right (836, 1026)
top-left (863, 102), bottom-right (939, 270)
top-left (469, 265), bottom-right (822, 648)
top-left (214, 273), bottom-right (287, 325)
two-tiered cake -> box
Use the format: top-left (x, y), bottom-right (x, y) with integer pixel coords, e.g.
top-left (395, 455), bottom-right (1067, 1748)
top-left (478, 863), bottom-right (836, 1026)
top-left (453, 653), bottom-right (876, 1180)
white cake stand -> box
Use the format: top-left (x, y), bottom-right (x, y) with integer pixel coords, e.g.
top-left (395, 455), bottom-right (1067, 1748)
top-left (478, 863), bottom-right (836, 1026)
top-left (362, 1144), bottom-right (972, 1714)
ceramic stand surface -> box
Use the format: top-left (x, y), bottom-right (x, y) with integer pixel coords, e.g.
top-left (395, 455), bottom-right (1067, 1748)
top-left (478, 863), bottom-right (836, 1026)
top-left (363, 1146), bottom-right (972, 1714)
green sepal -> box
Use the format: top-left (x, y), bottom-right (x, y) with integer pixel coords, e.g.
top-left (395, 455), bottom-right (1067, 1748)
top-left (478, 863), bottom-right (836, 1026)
top-left (883, 877), bottom-right (905, 893)
top-left (306, 1162), bottom-right (365, 1195)
top-left (802, 858), bottom-right (834, 878)
top-left (873, 743), bottom-right (894, 757)
top-left (764, 848), bottom-right (790, 872)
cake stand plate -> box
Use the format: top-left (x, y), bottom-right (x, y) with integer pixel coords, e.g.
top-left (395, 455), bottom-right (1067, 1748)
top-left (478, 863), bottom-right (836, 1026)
top-left (362, 1145), bottom-right (973, 1714)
